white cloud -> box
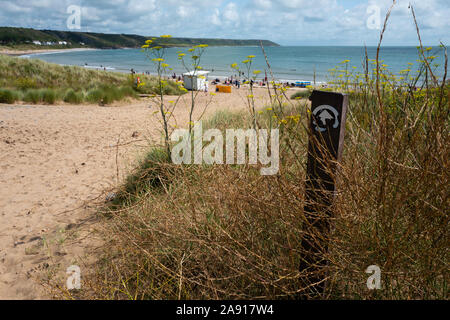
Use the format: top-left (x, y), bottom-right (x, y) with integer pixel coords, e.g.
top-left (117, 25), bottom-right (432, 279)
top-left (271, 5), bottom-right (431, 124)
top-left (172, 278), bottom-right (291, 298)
top-left (278, 0), bottom-right (305, 9)
top-left (253, 0), bottom-right (272, 9)
top-left (176, 6), bottom-right (189, 18)
top-left (223, 3), bottom-right (239, 23)
top-left (0, 0), bottom-right (447, 45)
top-left (211, 8), bottom-right (221, 26)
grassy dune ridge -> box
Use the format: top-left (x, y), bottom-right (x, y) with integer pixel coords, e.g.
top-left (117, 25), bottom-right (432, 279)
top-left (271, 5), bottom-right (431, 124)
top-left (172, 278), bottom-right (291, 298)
top-left (0, 54), bottom-right (184, 104)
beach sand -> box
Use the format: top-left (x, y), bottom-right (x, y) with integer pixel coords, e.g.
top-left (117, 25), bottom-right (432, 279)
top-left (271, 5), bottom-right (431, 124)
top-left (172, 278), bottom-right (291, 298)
top-left (0, 86), bottom-right (299, 299)
top-left (0, 48), bottom-right (96, 57)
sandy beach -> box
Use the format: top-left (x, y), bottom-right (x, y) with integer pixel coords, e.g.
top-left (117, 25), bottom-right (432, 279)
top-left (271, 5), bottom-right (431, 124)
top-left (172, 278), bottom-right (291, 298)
top-left (0, 86), bottom-right (295, 299)
top-left (0, 48), bottom-right (96, 57)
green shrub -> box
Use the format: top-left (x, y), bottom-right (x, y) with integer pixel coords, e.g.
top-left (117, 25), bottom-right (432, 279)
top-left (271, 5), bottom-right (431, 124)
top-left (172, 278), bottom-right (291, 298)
top-left (119, 85), bottom-right (137, 99)
top-left (0, 88), bottom-right (18, 104)
top-left (137, 79), bottom-right (185, 96)
top-left (204, 110), bottom-right (248, 130)
top-left (41, 89), bottom-right (57, 104)
top-left (23, 89), bottom-right (42, 104)
top-left (110, 147), bottom-right (171, 207)
top-left (290, 90), bottom-right (311, 100)
top-left (85, 88), bottom-right (104, 104)
top-left (105, 86), bottom-right (123, 101)
top-left (55, 89), bottom-right (67, 101)
top-left (63, 89), bottom-right (84, 104)
top-left (14, 77), bottom-right (37, 90)
top-left (101, 89), bottom-right (114, 105)
top-left (85, 85), bottom-right (137, 104)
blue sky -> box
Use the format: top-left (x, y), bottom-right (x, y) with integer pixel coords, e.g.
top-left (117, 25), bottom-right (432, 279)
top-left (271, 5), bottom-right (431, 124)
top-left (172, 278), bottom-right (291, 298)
top-left (0, 0), bottom-right (448, 46)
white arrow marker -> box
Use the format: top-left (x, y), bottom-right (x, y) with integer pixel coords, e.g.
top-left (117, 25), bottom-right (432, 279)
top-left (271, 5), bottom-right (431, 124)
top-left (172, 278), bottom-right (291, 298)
top-left (319, 110), bottom-right (334, 125)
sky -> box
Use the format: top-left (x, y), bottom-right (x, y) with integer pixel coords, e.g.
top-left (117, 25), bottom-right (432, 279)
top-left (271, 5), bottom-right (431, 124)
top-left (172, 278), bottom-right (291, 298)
top-left (0, 0), bottom-right (448, 46)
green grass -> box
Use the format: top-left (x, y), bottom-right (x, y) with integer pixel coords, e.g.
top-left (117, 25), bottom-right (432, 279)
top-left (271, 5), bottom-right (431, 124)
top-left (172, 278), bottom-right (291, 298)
top-left (0, 54), bottom-right (186, 104)
top-left (41, 88), bottom-right (57, 104)
top-left (290, 89), bottom-right (311, 100)
top-left (63, 89), bottom-right (84, 104)
top-left (106, 148), bottom-right (172, 209)
top-left (23, 89), bottom-right (42, 104)
top-left (14, 77), bottom-right (37, 90)
top-left (0, 54), bottom-right (130, 90)
top-left (85, 88), bottom-right (104, 104)
top-left (0, 88), bottom-right (19, 104)
top-left (203, 109), bottom-right (249, 130)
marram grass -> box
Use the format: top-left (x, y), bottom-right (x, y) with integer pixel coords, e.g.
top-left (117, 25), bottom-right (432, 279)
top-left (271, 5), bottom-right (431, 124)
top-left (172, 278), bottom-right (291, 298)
top-left (0, 54), bottom-right (185, 104)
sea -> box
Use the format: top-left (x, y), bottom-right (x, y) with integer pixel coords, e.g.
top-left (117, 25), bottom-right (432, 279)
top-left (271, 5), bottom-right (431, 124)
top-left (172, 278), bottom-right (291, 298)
top-left (22, 46), bottom-right (448, 83)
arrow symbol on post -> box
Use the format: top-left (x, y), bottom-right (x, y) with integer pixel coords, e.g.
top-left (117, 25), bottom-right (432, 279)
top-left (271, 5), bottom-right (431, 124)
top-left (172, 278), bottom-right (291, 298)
top-left (319, 110), bottom-right (334, 125)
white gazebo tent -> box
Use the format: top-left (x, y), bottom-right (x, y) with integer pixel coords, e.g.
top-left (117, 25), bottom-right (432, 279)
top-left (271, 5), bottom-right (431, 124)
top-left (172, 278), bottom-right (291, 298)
top-left (183, 70), bottom-right (210, 91)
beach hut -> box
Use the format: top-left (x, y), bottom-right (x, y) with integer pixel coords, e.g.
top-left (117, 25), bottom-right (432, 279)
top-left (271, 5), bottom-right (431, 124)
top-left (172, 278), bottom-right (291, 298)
top-left (183, 70), bottom-right (210, 91)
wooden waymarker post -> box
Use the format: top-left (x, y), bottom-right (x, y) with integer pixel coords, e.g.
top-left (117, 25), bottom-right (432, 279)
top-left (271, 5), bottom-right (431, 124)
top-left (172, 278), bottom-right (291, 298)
top-left (300, 90), bottom-right (348, 296)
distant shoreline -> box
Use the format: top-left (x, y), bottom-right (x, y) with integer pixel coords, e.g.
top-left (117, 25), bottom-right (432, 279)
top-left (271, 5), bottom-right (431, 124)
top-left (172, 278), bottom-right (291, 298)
top-left (0, 47), bottom-right (97, 57)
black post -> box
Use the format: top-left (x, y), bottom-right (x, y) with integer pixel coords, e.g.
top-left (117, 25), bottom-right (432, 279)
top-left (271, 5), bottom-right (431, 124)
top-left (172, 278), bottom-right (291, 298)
top-left (300, 90), bottom-right (348, 297)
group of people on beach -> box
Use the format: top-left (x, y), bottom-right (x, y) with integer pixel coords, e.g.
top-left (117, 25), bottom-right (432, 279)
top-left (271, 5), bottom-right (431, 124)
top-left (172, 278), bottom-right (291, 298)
top-left (87, 65), bottom-right (322, 91)
top-left (211, 74), bottom-right (272, 89)
top-left (127, 68), bottom-right (323, 91)
top-left (171, 73), bottom-right (183, 82)
top-left (211, 77), bottom-right (241, 89)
